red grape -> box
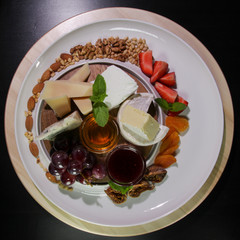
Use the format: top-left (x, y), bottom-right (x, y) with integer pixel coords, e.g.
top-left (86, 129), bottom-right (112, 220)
top-left (61, 171), bottom-right (76, 186)
top-left (83, 153), bottom-right (96, 169)
top-left (67, 159), bottom-right (83, 175)
top-left (51, 151), bottom-right (69, 169)
top-left (71, 145), bottom-right (87, 163)
top-left (48, 163), bottom-right (66, 176)
top-left (92, 163), bottom-right (106, 180)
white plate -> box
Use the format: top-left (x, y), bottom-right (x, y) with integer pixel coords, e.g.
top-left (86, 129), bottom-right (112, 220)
top-left (14, 19), bottom-right (224, 227)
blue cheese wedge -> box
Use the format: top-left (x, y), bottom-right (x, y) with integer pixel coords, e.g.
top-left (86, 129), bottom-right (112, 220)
top-left (36, 111), bottom-right (82, 141)
top-left (101, 65), bottom-right (138, 109)
top-left (120, 105), bottom-right (160, 142)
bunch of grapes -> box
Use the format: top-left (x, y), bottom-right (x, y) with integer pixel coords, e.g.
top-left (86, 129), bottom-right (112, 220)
top-left (48, 132), bottom-right (106, 186)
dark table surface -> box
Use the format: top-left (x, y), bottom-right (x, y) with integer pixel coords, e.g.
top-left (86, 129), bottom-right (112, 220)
top-left (1, 0), bottom-right (239, 239)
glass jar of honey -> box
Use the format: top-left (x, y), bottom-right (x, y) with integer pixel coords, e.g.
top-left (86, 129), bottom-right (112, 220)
top-left (79, 113), bottom-right (120, 154)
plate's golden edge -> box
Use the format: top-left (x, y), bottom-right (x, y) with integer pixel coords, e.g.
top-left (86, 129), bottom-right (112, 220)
top-left (4, 7), bottom-right (234, 236)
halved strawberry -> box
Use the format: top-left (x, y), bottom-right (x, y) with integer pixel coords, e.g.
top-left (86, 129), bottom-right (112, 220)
top-left (139, 50), bottom-right (153, 76)
top-left (154, 82), bottom-right (177, 103)
top-left (159, 72), bottom-right (176, 87)
top-left (168, 95), bottom-right (188, 116)
top-left (150, 61), bottom-right (168, 83)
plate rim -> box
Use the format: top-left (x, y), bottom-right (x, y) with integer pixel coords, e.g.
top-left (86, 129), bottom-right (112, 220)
top-left (4, 7), bottom-right (234, 236)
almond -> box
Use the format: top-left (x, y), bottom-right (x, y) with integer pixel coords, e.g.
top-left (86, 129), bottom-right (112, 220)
top-left (40, 69), bottom-right (51, 82)
top-left (25, 115), bottom-right (33, 131)
top-left (60, 53), bottom-right (73, 61)
top-left (32, 82), bottom-right (44, 95)
top-left (50, 62), bottom-right (61, 72)
top-left (46, 172), bottom-right (58, 183)
top-left (27, 96), bottom-right (35, 111)
top-left (29, 142), bottom-right (39, 157)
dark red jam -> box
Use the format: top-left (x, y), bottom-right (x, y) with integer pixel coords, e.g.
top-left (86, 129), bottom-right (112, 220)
top-left (106, 145), bottom-right (146, 186)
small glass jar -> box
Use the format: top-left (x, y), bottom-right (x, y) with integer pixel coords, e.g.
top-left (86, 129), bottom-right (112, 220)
top-left (79, 113), bottom-right (120, 154)
top-left (106, 145), bottom-right (146, 186)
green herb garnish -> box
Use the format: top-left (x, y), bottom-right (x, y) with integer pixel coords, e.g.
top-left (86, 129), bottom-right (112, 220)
top-left (108, 181), bottom-right (133, 195)
top-left (155, 98), bottom-right (187, 112)
top-left (90, 74), bottom-right (109, 127)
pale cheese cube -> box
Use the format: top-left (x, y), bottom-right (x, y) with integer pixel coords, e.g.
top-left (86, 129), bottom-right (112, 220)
top-left (121, 105), bottom-right (160, 142)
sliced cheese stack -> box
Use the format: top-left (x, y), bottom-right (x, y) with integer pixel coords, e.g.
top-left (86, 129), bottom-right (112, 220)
top-left (120, 105), bottom-right (160, 143)
top-left (40, 63), bottom-right (92, 117)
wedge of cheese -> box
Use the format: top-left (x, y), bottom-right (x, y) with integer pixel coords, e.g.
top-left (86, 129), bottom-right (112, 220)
top-left (44, 95), bottom-right (71, 118)
top-left (68, 64), bottom-right (93, 115)
top-left (69, 63), bottom-right (91, 83)
top-left (120, 105), bottom-right (160, 142)
top-left (73, 97), bottom-right (92, 115)
top-left (41, 80), bottom-right (93, 99)
top-left (36, 111), bottom-right (82, 141)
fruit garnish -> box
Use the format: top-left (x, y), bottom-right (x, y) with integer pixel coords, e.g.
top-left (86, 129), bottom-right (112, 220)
top-left (159, 72), bottom-right (176, 87)
top-left (108, 181), bottom-right (133, 195)
top-left (139, 50), bottom-right (153, 76)
top-left (90, 74), bottom-right (109, 127)
top-left (154, 82), bottom-right (178, 103)
top-left (155, 98), bottom-right (187, 113)
top-left (150, 61), bottom-right (168, 83)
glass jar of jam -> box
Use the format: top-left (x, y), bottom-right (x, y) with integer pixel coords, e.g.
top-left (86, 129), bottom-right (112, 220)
top-left (79, 113), bottom-right (120, 154)
top-left (106, 145), bottom-right (146, 186)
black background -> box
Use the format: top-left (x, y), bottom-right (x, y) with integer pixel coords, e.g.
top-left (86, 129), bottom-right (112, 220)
top-left (1, 0), bottom-right (239, 239)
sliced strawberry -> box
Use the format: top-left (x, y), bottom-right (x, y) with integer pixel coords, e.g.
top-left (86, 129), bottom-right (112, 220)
top-left (154, 82), bottom-right (177, 103)
top-left (177, 95), bottom-right (188, 106)
top-left (159, 72), bottom-right (176, 87)
top-left (168, 95), bottom-right (188, 116)
top-left (139, 50), bottom-right (153, 76)
top-left (150, 61), bottom-right (168, 83)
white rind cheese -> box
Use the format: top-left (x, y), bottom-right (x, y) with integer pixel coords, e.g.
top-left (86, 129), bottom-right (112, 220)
top-left (101, 65), bottom-right (138, 109)
top-left (121, 105), bottom-right (160, 142)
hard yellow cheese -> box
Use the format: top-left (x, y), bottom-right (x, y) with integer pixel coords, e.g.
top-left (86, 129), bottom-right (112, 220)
top-left (120, 105), bottom-right (160, 142)
top-left (68, 64), bottom-right (93, 115)
top-left (41, 80), bottom-right (93, 99)
top-left (69, 63), bottom-right (91, 83)
top-left (73, 97), bottom-right (92, 115)
top-left (44, 95), bottom-right (71, 118)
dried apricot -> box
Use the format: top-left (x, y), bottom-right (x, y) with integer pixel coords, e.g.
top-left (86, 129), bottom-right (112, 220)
top-left (154, 154), bottom-right (176, 168)
top-left (159, 131), bottom-right (180, 154)
top-left (160, 144), bottom-right (179, 155)
top-left (165, 116), bottom-right (189, 133)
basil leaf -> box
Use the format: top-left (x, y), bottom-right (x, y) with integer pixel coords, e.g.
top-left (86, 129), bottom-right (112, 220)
top-left (108, 181), bottom-right (133, 195)
top-left (93, 102), bottom-right (109, 127)
top-left (155, 98), bottom-right (170, 111)
top-left (170, 102), bottom-right (187, 112)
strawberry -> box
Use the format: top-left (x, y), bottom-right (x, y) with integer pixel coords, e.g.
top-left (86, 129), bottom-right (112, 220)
top-left (139, 50), bottom-right (153, 76)
top-left (159, 72), bottom-right (176, 87)
top-left (150, 61), bottom-right (168, 83)
top-left (168, 95), bottom-right (188, 116)
top-left (154, 82), bottom-right (177, 103)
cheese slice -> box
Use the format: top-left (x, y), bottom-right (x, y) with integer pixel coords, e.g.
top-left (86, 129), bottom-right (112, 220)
top-left (44, 95), bottom-right (71, 118)
top-left (36, 111), bottom-right (82, 141)
top-left (68, 64), bottom-right (92, 115)
top-left (101, 65), bottom-right (138, 109)
top-left (120, 105), bottom-right (160, 142)
top-left (41, 80), bottom-right (93, 99)
top-left (69, 63), bottom-right (91, 83)
top-left (73, 97), bottom-right (92, 115)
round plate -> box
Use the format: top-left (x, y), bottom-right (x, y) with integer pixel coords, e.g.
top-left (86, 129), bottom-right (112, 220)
top-left (5, 8), bottom-right (234, 236)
